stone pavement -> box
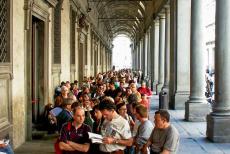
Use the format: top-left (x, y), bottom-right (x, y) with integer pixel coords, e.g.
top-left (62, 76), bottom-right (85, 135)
top-left (15, 95), bottom-right (230, 154)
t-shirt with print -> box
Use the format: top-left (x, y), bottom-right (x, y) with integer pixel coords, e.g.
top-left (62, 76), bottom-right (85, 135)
top-left (99, 114), bottom-right (132, 152)
top-left (59, 122), bottom-right (91, 154)
top-left (149, 125), bottom-right (179, 154)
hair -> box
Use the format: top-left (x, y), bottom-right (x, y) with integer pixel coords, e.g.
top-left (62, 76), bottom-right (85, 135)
top-left (71, 101), bottom-right (82, 109)
top-left (91, 98), bottom-right (100, 106)
top-left (155, 109), bottom-right (170, 122)
top-left (135, 104), bottom-right (148, 118)
top-left (73, 106), bottom-right (85, 115)
top-left (63, 98), bottom-right (74, 107)
top-left (131, 102), bottom-right (139, 109)
top-left (127, 94), bottom-right (138, 104)
top-left (99, 96), bottom-right (116, 111)
top-left (116, 102), bottom-right (126, 112)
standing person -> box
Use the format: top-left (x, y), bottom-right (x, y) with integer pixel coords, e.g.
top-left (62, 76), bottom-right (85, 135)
top-left (59, 107), bottom-right (91, 154)
top-left (57, 98), bottom-right (74, 132)
top-left (133, 105), bottom-right (153, 154)
top-left (142, 110), bottom-right (179, 154)
top-left (137, 81), bottom-right (152, 97)
top-left (99, 97), bottom-right (133, 154)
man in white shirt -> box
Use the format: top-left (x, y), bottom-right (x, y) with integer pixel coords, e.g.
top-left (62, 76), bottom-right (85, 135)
top-left (99, 97), bottom-right (133, 154)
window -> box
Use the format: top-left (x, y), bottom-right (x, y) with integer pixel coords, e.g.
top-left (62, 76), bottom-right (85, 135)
top-left (0, 0), bottom-right (10, 63)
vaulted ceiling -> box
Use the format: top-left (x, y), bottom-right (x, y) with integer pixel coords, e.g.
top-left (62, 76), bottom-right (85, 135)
top-left (89, 0), bottom-right (167, 41)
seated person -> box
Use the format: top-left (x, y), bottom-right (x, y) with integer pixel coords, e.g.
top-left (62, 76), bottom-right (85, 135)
top-left (143, 110), bottom-right (179, 154)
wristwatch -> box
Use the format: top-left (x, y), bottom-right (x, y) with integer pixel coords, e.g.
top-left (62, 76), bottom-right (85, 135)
top-left (115, 139), bottom-right (119, 144)
top-left (113, 138), bottom-right (119, 144)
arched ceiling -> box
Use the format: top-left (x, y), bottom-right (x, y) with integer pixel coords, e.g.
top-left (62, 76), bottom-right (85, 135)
top-left (89, 0), bottom-right (166, 42)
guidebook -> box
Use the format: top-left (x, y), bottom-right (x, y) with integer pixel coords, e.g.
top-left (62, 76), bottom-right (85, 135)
top-left (88, 132), bottom-right (103, 144)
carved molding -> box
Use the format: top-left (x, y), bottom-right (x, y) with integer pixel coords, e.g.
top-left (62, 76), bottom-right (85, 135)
top-left (46, 0), bottom-right (58, 7)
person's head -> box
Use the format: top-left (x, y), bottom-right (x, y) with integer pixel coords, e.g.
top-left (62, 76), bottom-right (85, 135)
top-left (62, 98), bottom-right (74, 110)
top-left (154, 110), bottom-right (170, 129)
top-left (82, 93), bottom-right (90, 101)
top-left (127, 94), bottom-right (138, 104)
top-left (130, 83), bottom-right (137, 92)
top-left (141, 81), bottom-right (146, 88)
top-left (109, 81), bottom-right (115, 90)
top-left (97, 84), bottom-right (104, 94)
top-left (82, 86), bottom-right (90, 94)
top-left (99, 97), bottom-right (116, 121)
top-left (135, 104), bottom-right (148, 121)
top-left (54, 96), bottom-right (63, 107)
top-left (61, 86), bottom-right (68, 96)
top-left (73, 107), bottom-right (85, 125)
top-left (141, 93), bottom-right (147, 100)
top-left (65, 81), bottom-right (71, 89)
top-left (131, 102), bottom-right (139, 115)
top-left (126, 87), bottom-right (132, 96)
top-left (116, 102), bottom-right (127, 117)
top-left (120, 81), bottom-right (125, 88)
top-left (93, 104), bottom-right (102, 121)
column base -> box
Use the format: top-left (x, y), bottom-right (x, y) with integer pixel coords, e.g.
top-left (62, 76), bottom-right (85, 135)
top-left (152, 81), bottom-right (158, 94)
top-left (171, 91), bottom-right (189, 110)
top-left (185, 100), bottom-right (210, 121)
top-left (156, 83), bottom-right (163, 95)
top-left (207, 114), bottom-right (230, 142)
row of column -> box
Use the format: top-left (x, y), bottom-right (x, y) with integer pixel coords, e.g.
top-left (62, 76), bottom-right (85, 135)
top-left (86, 30), bottom-right (112, 78)
top-left (133, 0), bottom-right (230, 142)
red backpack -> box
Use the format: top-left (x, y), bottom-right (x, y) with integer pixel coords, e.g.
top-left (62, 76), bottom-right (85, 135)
top-left (54, 122), bottom-right (72, 154)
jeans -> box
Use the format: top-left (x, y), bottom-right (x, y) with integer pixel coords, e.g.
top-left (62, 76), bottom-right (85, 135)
top-left (0, 145), bottom-right (14, 154)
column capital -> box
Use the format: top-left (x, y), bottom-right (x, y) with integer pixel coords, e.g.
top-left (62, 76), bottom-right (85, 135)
top-left (158, 13), bottom-right (165, 19)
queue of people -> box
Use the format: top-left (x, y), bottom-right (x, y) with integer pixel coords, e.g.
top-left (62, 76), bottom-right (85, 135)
top-left (47, 69), bottom-right (179, 154)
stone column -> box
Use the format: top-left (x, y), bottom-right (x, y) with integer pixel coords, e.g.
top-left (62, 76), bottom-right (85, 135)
top-left (86, 24), bottom-right (91, 76)
top-left (185, 0), bottom-right (209, 121)
top-left (151, 19), bottom-right (159, 93)
top-left (169, 0), bottom-right (191, 109)
top-left (147, 30), bottom-right (151, 77)
top-left (161, 6), bottom-right (170, 96)
top-left (156, 14), bottom-right (165, 94)
top-left (141, 38), bottom-right (145, 75)
top-left (207, 0), bottom-right (230, 142)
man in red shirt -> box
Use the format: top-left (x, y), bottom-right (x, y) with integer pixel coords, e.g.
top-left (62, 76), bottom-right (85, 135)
top-left (59, 107), bottom-right (91, 154)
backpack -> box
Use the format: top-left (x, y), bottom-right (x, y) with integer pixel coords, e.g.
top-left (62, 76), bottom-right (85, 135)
top-left (54, 122), bottom-right (72, 154)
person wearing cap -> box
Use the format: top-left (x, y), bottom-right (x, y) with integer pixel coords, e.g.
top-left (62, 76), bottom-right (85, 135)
top-left (57, 98), bottom-right (74, 132)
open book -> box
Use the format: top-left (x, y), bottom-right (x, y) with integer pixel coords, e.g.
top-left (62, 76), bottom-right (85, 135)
top-left (88, 132), bottom-right (103, 144)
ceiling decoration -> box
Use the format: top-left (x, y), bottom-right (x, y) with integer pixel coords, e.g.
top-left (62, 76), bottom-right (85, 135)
top-left (89, 0), bottom-right (158, 41)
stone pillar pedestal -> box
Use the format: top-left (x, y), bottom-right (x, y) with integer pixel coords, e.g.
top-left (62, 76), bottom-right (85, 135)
top-left (207, 0), bottom-right (230, 142)
top-left (185, 0), bottom-right (209, 121)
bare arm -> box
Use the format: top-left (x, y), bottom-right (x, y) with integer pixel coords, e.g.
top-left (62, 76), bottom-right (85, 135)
top-left (59, 141), bottom-right (75, 151)
top-left (161, 149), bottom-right (170, 154)
top-left (103, 137), bottom-right (133, 147)
top-left (67, 141), bottom-right (90, 152)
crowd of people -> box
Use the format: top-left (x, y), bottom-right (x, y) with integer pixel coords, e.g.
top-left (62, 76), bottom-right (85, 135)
top-left (45, 69), bottom-right (179, 154)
